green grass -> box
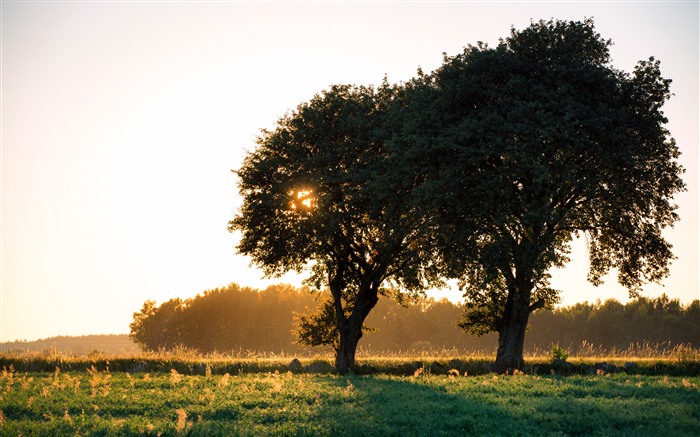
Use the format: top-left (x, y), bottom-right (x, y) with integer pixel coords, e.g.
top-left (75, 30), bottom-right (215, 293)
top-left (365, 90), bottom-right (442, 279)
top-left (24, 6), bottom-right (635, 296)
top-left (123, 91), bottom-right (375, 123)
top-left (1, 366), bottom-right (698, 436)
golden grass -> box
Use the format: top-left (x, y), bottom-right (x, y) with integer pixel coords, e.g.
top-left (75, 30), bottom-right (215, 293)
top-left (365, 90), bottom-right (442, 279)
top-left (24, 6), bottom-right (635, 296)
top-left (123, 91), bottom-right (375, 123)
top-left (0, 342), bottom-right (697, 377)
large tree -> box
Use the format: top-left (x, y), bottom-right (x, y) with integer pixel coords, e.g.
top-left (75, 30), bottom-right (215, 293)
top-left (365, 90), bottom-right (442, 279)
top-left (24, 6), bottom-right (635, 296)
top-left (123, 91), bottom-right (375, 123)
top-left (397, 19), bottom-right (686, 372)
top-left (229, 84), bottom-right (432, 374)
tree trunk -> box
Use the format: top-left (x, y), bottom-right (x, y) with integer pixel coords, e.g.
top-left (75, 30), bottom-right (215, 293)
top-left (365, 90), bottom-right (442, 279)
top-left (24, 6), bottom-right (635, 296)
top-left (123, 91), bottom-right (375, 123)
top-left (332, 280), bottom-right (380, 375)
top-left (494, 282), bottom-right (532, 373)
top-left (336, 319), bottom-right (363, 375)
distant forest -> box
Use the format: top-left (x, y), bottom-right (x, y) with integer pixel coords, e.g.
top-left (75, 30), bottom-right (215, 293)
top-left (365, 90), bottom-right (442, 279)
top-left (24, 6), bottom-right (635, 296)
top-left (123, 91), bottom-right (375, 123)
top-left (0, 334), bottom-right (140, 355)
top-left (130, 284), bottom-right (699, 355)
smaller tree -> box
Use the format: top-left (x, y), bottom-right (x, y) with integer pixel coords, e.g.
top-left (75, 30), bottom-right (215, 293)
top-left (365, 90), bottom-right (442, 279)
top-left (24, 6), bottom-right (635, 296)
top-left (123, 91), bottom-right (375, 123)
top-left (230, 84), bottom-right (433, 373)
top-left (295, 298), bottom-right (341, 350)
top-left (129, 299), bottom-right (184, 351)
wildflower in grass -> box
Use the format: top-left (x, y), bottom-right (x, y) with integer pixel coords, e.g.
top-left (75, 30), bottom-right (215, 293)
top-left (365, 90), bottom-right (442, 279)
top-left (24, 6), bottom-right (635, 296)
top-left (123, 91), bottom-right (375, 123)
top-left (100, 374), bottom-right (112, 397)
top-left (219, 373), bottom-right (230, 387)
top-left (87, 365), bottom-right (111, 397)
top-left (170, 369), bottom-right (183, 386)
top-left (88, 366), bottom-right (100, 398)
top-left (2, 366), bottom-right (15, 392)
top-left (199, 387), bottom-right (215, 403)
top-left (270, 379), bottom-right (283, 392)
top-left (343, 380), bottom-right (354, 396)
top-left (176, 408), bottom-right (187, 432)
top-left (20, 374), bottom-right (33, 390)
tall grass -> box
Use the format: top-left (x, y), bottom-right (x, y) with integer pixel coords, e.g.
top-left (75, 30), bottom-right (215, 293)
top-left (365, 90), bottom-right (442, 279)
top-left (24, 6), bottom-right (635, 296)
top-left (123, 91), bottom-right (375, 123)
top-left (1, 342), bottom-right (698, 376)
top-left (525, 340), bottom-right (699, 360)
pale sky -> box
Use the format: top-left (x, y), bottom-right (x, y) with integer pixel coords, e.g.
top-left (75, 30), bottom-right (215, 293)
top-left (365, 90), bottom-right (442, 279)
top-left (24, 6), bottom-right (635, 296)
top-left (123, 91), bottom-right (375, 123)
top-left (1, 1), bottom-right (698, 342)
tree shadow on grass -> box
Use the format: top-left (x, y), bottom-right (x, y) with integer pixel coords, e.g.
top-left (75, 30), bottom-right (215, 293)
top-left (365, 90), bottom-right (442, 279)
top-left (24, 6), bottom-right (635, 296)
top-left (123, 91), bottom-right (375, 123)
top-left (307, 375), bottom-right (700, 436)
top-left (521, 377), bottom-right (700, 436)
top-left (309, 376), bottom-right (521, 436)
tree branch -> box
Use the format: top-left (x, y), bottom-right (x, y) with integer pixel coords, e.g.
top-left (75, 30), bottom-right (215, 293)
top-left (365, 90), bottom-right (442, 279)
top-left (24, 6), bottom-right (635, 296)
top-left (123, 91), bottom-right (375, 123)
top-left (528, 298), bottom-right (546, 313)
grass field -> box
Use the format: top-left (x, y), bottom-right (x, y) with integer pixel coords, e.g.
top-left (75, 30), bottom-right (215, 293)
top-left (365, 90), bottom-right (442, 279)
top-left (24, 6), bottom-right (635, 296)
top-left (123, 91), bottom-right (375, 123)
top-left (1, 362), bottom-right (699, 436)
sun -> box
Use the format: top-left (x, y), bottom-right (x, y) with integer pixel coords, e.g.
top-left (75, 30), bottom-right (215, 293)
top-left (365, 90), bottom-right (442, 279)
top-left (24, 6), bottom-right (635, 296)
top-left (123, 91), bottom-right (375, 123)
top-left (290, 189), bottom-right (314, 209)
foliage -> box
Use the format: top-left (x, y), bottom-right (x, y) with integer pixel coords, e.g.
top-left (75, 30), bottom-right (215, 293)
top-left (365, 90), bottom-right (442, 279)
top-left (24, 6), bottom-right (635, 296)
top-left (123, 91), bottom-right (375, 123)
top-left (130, 299), bottom-right (185, 352)
top-left (225, 18), bottom-right (684, 373)
top-left (229, 83), bottom-right (438, 373)
top-left (129, 284), bottom-right (321, 354)
top-left (528, 297), bottom-right (700, 354)
top-left (550, 344), bottom-right (570, 362)
top-left (295, 298), bottom-right (341, 350)
top-left (127, 283), bottom-right (700, 356)
top-left (395, 18), bottom-right (685, 372)
top-left (1, 367), bottom-right (698, 436)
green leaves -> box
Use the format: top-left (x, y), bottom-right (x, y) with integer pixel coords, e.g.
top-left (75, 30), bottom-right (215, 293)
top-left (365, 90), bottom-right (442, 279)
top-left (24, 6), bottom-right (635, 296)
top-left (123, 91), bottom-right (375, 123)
top-left (295, 298), bottom-right (340, 349)
top-left (230, 18), bottom-right (684, 369)
top-left (394, 18), bottom-right (684, 339)
top-left (231, 84), bottom-right (433, 369)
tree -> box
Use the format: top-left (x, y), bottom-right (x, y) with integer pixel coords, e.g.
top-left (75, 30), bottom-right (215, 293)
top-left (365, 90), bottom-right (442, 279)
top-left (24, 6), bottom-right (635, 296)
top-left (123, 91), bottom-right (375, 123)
top-left (129, 298), bottom-right (184, 351)
top-left (229, 84), bottom-right (432, 374)
top-left (398, 19), bottom-right (685, 372)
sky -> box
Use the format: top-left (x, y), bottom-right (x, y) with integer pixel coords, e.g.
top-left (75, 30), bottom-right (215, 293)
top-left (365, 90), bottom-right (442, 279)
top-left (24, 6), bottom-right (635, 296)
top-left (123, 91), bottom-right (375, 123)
top-left (1, 1), bottom-right (698, 343)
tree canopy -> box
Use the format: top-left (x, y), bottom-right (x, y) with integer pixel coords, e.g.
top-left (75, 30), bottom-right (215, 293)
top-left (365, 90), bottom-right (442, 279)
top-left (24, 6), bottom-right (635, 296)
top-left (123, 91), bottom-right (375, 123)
top-left (229, 84), bottom-right (434, 373)
top-left (395, 19), bottom-right (685, 371)
top-left (230, 18), bottom-right (685, 373)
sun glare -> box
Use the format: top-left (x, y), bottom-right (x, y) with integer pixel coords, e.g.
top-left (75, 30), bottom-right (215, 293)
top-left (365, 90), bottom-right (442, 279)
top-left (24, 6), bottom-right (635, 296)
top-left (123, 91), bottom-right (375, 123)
top-left (290, 189), bottom-right (314, 210)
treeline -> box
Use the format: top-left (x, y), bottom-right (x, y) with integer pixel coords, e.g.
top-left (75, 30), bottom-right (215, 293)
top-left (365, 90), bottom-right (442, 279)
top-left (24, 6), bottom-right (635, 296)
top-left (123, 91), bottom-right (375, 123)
top-left (527, 296), bottom-right (700, 352)
top-left (0, 334), bottom-right (140, 355)
top-left (130, 283), bottom-right (699, 355)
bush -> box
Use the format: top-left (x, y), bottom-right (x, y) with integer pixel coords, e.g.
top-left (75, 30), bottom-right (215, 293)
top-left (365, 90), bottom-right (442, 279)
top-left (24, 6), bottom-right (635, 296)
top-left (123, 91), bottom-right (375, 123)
top-left (551, 344), bottom-right (569, 362)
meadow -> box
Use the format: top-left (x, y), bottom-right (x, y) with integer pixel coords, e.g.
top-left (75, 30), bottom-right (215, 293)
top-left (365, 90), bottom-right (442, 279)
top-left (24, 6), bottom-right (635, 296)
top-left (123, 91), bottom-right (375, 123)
top-left (1, 352), bottom-right (699, 436)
